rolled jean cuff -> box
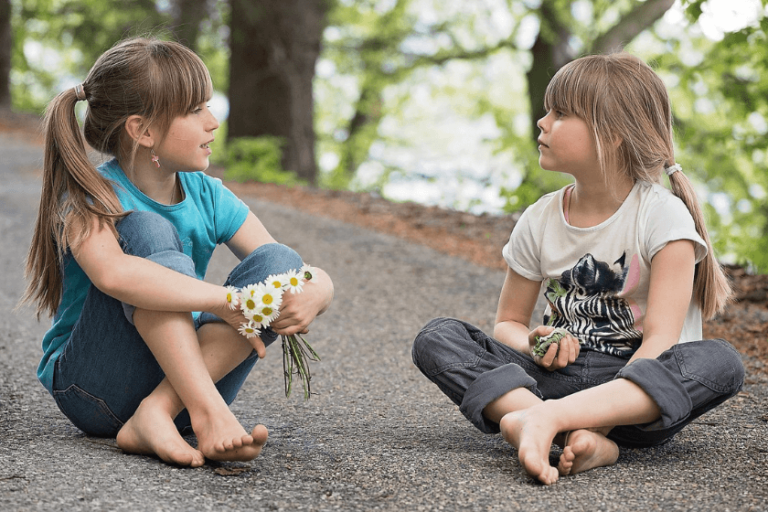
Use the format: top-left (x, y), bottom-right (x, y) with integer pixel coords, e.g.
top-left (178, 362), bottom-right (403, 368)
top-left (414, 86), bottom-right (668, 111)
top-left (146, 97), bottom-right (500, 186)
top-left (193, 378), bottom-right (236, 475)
top-left (460, 363), bottom-right (538, 434)
top-left (121, 250), bottom-right (197, 325)
top-left (615, 357), bottom-right (692, 430)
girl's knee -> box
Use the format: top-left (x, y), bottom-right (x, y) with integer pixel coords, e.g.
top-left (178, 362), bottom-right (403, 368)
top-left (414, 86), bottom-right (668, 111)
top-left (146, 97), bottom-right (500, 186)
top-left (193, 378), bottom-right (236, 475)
top-left (117, 211), bottom-right (183, 257)
top-left (227, 243), bottom-right (304, 287)
top-left (252, 243), bottom-right (303, 271)
top-left (412, 317), bottom-right (471, 371)
top-left (678, 339), bottom-right (745, 395)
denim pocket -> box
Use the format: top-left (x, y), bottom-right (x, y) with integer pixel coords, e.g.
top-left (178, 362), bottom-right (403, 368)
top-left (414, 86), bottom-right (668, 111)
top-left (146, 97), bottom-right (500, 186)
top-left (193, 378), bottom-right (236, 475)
top-left (53, 385), bottom-right (124, 437)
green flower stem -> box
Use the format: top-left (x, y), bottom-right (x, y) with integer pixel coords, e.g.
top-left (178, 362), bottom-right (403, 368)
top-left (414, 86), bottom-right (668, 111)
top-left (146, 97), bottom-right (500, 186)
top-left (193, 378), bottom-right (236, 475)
top-left (282, 333), bottom-right (321, 400)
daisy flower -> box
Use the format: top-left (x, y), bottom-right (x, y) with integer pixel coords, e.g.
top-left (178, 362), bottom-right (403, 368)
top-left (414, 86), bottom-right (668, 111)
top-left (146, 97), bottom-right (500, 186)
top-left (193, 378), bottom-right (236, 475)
top-left (239, 284), bottom-right (260, 313)
top-left (254, 283), bottom-right (283, 311)
top-left (266, 274), bottom-right (287, 290)
top-left (234, 266), bottom-right (320, 400)
top-left (238, 322), bottom-right (260, 339)
top-left (225, 286), bottom-right (240, 310)
top-left (258, 305), bottom-right (280, 325)
top-left (247, 312), bottom-right (267, 327)
top-left (283, 269), bottom-right (304, 294)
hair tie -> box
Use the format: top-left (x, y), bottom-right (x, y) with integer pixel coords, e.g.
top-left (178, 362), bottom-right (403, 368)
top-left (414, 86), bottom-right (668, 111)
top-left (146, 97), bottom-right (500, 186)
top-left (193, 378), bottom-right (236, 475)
top-left (665, 163), bottom-right (682, 176)
top-left (74, 84), bottom-right (86, 102)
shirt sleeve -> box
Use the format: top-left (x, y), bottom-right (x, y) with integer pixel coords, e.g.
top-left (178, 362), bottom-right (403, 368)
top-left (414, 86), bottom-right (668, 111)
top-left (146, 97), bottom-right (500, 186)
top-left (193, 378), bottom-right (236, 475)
top-left (644, 192), bottom-right (708, 263)
top-left (209, 177), bottom-right (250, 244)
top-left (502, 204), bottom-right (544, 281)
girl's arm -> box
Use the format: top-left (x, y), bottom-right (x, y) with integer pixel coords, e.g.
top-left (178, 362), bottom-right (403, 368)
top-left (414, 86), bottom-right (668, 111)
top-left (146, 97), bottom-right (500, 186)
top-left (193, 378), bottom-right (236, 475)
top-left (71, 217), bottom-right (235, 322)
top-left (225, 211), bottom-right (335, 337)
top-left (223, 211), bottom-right (277, 260)
top-left (628, 239), bottom-right (696, 364)
top-left (494, 268), bottom-right (580, 369)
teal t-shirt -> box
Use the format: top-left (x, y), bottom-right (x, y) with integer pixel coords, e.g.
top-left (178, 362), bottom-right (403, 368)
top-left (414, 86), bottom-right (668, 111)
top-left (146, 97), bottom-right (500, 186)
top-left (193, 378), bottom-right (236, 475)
top-left (37, 158), bottom-right (250, 393)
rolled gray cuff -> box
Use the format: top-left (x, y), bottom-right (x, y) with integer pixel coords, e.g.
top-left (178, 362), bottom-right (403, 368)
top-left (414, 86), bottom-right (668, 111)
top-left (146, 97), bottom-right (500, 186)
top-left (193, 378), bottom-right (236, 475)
top-left (460, 363), bottom-right (538, 434)
top-left (615, 357), bottom-right (692, 430)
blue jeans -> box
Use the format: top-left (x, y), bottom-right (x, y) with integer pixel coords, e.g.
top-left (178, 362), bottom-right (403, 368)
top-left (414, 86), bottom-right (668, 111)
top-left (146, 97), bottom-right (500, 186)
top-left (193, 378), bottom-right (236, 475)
top-left (412, 317), bottom-right (744, 447)
top-left (52, 211), bottom-right (303, 437)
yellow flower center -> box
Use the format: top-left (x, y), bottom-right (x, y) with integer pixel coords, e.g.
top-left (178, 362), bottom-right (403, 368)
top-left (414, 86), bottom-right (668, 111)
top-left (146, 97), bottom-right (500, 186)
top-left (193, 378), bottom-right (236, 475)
top-left (263, 294), bottom-right (273, 305)
top-left (226, 292), bottom-right (233, 303)
top-left (262, 307), bottom-right (273, 316)
top-left (245, 299), bottom-right (256, 310)
top-left (271, 280), bottom-right (281, 289)
top-left (252, 314), bottom-right (264, 323)
top-left (289, 277), bottom-right (299, 286)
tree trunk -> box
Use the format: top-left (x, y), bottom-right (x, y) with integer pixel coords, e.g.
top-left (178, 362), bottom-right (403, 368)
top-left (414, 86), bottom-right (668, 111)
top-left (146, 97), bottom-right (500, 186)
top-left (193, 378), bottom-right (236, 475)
top-left (525, 1), bottom-right (573, 143)
top-left (228, 0), bottom-right (326, 184)
top-left (526, 0), bottom-right (675, 143)
top-left (0, 0), bottom-right (12, 110)
top-left (170, 0), bottom-right (208, 52)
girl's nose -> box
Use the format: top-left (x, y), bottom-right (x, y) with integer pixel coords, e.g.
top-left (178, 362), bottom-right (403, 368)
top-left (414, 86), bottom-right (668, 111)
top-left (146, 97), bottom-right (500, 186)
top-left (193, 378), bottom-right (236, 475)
top-left (208, 112), bottom-right (220, 131)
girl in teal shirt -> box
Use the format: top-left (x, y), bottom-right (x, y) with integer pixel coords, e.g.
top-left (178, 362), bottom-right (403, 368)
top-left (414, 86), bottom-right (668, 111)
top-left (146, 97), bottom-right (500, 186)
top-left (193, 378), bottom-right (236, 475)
top-left (22, 38), bottom-right (334, 467)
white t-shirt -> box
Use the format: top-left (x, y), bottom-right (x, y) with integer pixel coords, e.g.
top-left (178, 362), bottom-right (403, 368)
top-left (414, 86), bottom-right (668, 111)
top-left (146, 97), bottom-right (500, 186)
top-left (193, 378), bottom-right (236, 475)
top-left (502, 180), bottom-right (708, 357)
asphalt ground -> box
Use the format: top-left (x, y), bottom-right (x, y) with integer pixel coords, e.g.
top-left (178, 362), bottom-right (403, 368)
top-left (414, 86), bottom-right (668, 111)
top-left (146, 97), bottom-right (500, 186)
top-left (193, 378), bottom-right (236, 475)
top-left (1, 130), bottom-right (766, 511)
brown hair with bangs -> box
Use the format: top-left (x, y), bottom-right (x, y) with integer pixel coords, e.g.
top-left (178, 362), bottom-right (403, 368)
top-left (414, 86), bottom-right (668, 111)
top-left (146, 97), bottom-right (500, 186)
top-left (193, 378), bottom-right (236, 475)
top-left (544, 53), bottom-right (732, 319)
top-left (21, 37), bottom-right (213, 318)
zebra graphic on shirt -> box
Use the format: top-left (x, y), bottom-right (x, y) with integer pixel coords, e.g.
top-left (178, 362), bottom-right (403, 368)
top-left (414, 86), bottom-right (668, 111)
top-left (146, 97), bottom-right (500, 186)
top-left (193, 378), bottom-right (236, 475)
top-left (543, 252), bottom-right (642, 357)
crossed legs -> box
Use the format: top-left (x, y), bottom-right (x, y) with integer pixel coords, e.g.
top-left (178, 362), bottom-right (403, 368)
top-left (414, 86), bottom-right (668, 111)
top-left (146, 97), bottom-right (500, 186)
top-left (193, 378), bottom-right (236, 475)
top-left (485, 380), bottom-right (656, 484)
top-left (117, 311), bottom-right (267, 466)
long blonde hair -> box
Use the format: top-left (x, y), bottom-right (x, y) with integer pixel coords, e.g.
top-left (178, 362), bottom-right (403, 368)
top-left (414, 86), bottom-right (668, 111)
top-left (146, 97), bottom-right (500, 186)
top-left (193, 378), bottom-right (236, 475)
top-left (543, 53), bottom-right (732, 319)
top-left (22, 37), bottom-right (213, 318)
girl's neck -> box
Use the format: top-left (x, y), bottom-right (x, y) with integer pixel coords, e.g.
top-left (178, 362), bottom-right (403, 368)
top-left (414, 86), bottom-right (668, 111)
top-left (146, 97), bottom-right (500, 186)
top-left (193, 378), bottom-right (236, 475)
top-left (120, 150), bottom-right (181, 205)
top-left (565, 173), bottom-right (635, 228)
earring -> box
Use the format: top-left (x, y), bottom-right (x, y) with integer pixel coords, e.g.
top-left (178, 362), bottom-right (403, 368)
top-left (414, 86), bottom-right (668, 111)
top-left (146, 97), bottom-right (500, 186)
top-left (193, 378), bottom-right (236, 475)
top-left (151, 149), bottom-right (160, 168)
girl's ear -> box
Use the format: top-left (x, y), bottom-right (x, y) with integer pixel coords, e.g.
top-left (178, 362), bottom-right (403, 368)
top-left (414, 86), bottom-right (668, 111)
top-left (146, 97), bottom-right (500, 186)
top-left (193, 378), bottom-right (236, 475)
top-left (124, 115), bottom-right (155, 148)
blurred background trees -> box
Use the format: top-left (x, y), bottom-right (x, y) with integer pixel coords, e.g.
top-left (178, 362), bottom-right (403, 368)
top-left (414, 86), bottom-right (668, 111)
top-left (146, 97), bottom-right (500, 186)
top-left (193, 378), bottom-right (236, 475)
top-left (7, 0), bottom-right (768, 270)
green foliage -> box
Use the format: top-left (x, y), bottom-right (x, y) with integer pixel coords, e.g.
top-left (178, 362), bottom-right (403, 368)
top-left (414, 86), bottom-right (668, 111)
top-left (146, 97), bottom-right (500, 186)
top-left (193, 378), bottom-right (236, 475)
top-left (194, 0), bottom-right (231, 91)
top-left (222, 136), bottom-right (307, 187)
top-left (632, 12), bottom-right (768, 271)
top-left (11, 0), bottom-right (170, 111)
top-left (10, 0), bottom-right (230, 113)
top-left (9, 0), bottom-right (768, 270)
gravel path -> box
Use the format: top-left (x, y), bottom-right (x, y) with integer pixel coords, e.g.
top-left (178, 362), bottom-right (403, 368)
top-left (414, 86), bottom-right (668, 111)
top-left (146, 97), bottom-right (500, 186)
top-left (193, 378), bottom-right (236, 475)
top-left (1, 131), bottom-right (766, 511)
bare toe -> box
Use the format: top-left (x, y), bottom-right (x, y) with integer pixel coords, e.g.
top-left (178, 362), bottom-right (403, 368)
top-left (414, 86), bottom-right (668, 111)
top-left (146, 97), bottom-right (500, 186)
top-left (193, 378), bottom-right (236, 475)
top-left (559, 429), bottom-right (619, 475)
top-left (117, 403), bottom-right (204, 467)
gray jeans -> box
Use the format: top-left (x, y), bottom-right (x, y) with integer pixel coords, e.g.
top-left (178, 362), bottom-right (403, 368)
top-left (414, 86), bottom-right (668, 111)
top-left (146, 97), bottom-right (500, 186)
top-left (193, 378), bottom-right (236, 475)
top-left (412, 317), bottom-right (744, 448)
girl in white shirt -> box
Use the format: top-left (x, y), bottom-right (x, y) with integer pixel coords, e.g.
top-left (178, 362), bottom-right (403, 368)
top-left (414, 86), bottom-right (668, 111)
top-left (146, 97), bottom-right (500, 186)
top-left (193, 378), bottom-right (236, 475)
top-left (412, 53), bottom-right (743, 485)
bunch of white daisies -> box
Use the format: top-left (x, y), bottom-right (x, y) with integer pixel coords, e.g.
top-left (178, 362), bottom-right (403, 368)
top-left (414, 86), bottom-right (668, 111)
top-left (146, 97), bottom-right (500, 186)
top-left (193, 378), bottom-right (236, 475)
top-left (225, 265), bottom-right (320, 399)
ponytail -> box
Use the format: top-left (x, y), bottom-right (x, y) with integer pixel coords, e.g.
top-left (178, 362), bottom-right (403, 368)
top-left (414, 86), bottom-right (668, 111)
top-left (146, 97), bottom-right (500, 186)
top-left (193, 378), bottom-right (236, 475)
top-left (21, 37), bottom-right (216, 318)
top-left (666, 166), bottom-right (733, 319)
top-left (20, 86), bottom-right (124, 319)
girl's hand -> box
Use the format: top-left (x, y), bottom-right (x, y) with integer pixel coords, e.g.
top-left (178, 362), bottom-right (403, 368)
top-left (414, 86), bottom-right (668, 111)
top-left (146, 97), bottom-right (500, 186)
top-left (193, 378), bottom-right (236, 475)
top-left (529, 325), bottom-right (580, 371)
top-left (269, 282), bottom-right (325, 336)
top-left (210, 292), bottom-right (271, 357)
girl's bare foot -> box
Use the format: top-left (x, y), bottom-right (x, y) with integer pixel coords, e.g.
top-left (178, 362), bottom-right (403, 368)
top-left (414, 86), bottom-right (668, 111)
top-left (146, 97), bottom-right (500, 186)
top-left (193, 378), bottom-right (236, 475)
top-left (499, 410), bottom-right (560, 485)
top-left (191, 407), bottom-right (268, 462)
top-left (558, 429), bottom-right (619, 476)
top-left (117, 399), bottom-right (205, 467)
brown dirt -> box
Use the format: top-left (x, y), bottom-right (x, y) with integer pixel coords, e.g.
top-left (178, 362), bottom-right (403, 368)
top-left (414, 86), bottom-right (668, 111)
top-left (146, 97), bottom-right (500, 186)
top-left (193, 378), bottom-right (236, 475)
top-left (5, 110), bottom-right (766, 379)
